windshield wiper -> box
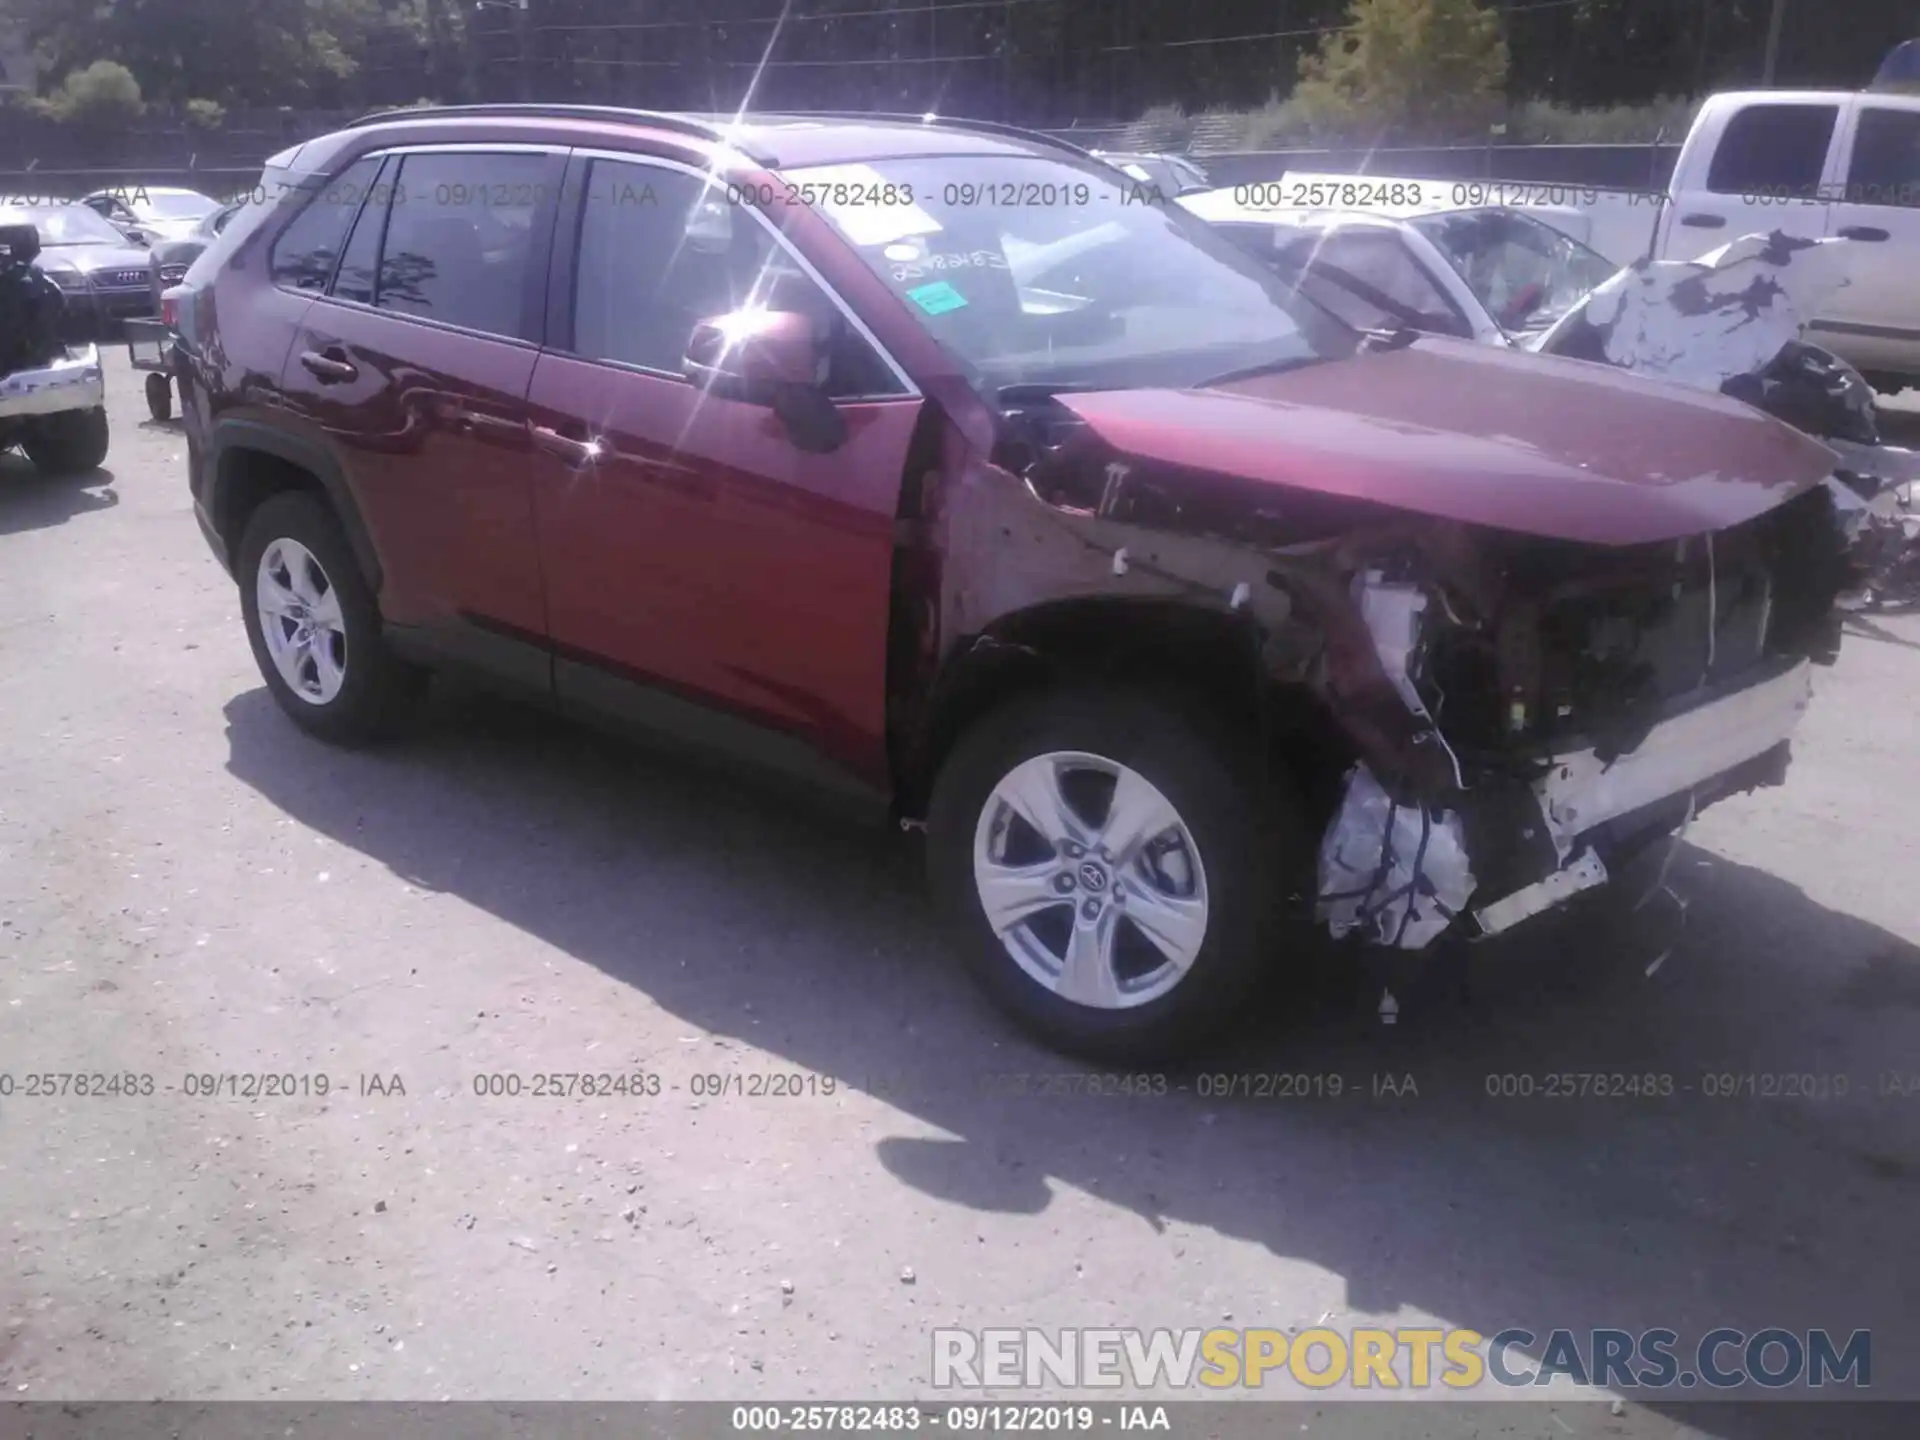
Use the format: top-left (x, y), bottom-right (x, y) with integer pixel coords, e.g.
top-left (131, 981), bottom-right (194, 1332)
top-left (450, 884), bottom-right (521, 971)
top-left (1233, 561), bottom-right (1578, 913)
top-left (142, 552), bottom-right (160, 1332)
top-left (1193, 354), bottom-right (1324, 389)
top-left (996, 381), bottom-right (1104, 405)
top-left (1360, 325), bottom-right (1422, 353)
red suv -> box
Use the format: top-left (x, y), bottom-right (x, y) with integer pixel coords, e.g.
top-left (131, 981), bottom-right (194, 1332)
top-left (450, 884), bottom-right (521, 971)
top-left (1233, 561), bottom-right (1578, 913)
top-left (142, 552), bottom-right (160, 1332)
top-left (174, 106), bottom-right (1850, 1061)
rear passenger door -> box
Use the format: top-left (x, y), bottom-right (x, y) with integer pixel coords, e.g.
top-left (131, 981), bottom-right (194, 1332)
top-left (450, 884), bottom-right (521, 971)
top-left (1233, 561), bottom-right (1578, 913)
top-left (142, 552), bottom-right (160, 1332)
top-left (524, 151), bottom-right (923, 785)
top-left (1818, 98), bottom-right (1920, 375)
top-left (278, 145), bottom-right (565, 689)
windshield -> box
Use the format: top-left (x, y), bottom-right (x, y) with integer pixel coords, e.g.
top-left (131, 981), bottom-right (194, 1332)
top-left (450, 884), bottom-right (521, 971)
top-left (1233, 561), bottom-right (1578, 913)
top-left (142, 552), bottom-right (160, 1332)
top-left (13, 204), bottom-right (130, 246)
top-left (783, 153), bottom-right (1358, 391)
top-left (1410, 209), bottom-right (1618, 338)
top-left (138, 190), bottom-right (217, 220)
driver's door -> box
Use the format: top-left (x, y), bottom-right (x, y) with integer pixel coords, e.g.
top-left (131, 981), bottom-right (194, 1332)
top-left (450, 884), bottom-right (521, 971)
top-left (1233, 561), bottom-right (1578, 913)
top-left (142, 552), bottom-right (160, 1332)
top-left (526, 152), bottom-right (923, 784)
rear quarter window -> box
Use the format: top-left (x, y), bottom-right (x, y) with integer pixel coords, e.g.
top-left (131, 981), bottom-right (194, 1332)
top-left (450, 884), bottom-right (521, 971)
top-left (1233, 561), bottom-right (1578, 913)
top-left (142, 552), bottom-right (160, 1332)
top-left (267, 155), bottom-right (385, 292)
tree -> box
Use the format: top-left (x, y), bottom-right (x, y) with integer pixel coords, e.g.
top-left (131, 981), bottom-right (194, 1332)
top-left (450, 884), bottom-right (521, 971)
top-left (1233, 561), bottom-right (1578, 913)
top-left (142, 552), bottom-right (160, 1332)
top-left (40, 58), bottom-right (143, 124)
top-left (10, 0), bottom-right (392, 109)
top-left (1292, 0), bottom-right (1509, 142)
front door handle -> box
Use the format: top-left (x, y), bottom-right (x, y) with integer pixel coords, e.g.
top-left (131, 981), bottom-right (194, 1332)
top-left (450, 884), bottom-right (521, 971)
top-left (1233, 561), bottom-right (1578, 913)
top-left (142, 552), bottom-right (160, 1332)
top-left (529, 424), bottom-right (604, 467)
top-left (1838, 225), bottom-right (1890, 242)
top-left (298, 349), bottom-right (358, 383)
top-left (1679, 212), bottom-right (1727, 229)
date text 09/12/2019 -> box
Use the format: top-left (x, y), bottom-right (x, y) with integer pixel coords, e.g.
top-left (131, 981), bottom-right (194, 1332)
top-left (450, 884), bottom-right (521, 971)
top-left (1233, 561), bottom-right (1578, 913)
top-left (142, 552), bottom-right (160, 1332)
top-left (0, 1072), bottom-right (405, 1099)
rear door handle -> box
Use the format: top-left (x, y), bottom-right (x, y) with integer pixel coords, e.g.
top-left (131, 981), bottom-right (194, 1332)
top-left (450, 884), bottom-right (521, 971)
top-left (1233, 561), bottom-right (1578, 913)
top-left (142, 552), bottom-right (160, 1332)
top-left (1838, 225), bottom-right (1890, 242)
top-left (1679, 212), bottom-right (1726, 229)
top-left (529, 424), bottom-right (604, 466)
top-left (298, 349), bottom-right (358, 383)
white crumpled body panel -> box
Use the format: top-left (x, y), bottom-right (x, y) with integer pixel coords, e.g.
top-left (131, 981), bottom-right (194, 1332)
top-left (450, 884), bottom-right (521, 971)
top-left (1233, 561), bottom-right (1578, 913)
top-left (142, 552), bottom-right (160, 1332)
top-left (1535, 231), bottom-right (1857, 392)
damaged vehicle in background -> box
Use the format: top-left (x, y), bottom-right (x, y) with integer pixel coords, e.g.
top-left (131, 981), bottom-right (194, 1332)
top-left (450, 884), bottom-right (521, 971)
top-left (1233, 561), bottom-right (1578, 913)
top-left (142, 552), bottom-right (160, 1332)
top-left (172, 109), bottom-right (1849, 1061)
top-left (1534, 231), bottom-right (1920, 607)
top-left (1185, 189), bottom-right (1918, 603)
top-left (1183, 185), bottom-right (1896, 458)
top-left (1180, 187), bottom-right (1619, 348)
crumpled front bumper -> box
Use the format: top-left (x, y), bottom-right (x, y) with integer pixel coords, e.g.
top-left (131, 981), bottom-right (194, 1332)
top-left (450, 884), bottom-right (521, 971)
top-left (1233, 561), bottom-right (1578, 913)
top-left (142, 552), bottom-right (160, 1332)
top-left (1320, 660), bottom-right (1814, 948)
top-left (1530, 658), bottom-right (1813, 864)
top-left (0, 345), bottom-right (105, 422)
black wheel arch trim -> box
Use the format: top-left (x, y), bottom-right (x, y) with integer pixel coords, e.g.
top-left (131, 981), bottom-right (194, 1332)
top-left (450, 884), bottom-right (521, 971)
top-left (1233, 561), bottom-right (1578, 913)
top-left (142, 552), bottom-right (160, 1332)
top-left (206, 417), bottom-right (383, 594)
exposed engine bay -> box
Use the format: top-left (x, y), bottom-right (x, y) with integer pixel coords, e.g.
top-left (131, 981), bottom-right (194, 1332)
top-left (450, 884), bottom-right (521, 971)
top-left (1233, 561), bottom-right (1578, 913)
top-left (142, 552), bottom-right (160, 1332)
top-left (1317, 495), bottom-right (1844, 949)
top-left (936, 369), bottom-right (1852, 958)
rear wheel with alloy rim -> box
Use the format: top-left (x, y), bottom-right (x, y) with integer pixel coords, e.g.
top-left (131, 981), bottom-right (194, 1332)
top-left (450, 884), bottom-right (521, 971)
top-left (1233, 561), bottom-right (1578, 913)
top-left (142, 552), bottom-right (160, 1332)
top-left (238, 491), bottom-right (425, 745)
top-left (257, 535), bottom-right (349, 705)
top-left (928, 687), bottom-right (1296, 1063)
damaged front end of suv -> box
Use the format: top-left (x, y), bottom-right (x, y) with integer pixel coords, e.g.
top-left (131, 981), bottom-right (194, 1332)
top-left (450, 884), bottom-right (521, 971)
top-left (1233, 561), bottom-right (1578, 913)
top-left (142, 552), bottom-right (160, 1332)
top-left (1309, 496), bottom-right (1844, 949)
top-left (913, 336), bottom-right (1851, 962)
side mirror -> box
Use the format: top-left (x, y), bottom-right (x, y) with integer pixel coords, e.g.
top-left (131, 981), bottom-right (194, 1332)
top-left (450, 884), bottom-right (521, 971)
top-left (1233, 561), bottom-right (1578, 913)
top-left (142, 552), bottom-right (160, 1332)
top-left (126, 227), bottom-right (152, 247)
top-left (683, 309), bottom-right (846, 454)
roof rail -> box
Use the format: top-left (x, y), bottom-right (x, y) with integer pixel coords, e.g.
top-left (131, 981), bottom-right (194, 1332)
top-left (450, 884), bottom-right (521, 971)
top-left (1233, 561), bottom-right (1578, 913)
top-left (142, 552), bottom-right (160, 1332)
top-left (343, 104), bottom-right (1094, 167)
top-left (344, 104), bottom-right (783, 164)
top-left (750, 110), bottom-right (1096, 159)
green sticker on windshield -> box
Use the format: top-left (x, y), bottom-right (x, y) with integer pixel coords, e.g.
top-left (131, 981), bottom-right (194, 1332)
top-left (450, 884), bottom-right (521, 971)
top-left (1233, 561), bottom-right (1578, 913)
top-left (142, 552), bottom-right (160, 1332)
top-left (906, 280), bottom-right (968, 315)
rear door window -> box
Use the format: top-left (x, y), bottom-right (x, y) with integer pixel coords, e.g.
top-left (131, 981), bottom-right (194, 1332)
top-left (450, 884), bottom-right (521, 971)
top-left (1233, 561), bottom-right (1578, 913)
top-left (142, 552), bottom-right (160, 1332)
top-left (369, 151), bottom-right (548, 339)
top-left (1706, 104), bottom-right (1839, 200)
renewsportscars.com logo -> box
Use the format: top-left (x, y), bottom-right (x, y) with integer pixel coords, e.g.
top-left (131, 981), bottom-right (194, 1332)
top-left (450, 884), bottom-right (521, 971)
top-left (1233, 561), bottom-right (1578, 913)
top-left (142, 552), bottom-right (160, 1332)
top-left (931, 1326), bottom-right (1871, 1392)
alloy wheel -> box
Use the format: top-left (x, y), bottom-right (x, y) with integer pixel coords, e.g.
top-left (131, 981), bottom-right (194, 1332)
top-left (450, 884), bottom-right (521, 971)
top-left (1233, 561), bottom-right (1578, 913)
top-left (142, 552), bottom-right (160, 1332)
top-left (256, 537), bottom-right (348, 705)
top-left (971, 751), bottom-right (1210, 1010)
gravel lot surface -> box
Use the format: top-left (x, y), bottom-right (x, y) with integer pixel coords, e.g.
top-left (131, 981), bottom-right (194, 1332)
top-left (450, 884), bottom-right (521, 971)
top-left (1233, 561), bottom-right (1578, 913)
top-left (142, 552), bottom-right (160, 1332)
top-left (3, 355), bottom-right (1917, 1435)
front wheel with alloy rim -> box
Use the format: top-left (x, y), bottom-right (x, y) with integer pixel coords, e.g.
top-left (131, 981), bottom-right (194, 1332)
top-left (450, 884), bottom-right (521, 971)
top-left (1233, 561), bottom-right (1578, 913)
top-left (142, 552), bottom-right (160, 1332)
top-left (238, 491), bottom-right (425, 746)
top-left (928, 687), bottom-right (1298, 1063)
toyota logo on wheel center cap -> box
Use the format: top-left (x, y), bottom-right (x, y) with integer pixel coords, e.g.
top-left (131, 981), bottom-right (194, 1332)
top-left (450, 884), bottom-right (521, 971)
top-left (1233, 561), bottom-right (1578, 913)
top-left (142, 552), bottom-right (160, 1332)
top-left (1078, 861), bottom-right (1109, 891)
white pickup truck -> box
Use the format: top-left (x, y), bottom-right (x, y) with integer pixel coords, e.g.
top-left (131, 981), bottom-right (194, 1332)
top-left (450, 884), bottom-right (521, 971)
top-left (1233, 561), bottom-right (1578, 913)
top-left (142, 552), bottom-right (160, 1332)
top-left (1658, 90), bottom-right (1920, 391)
top-left (1269, 88), bottom-right (1920, 392)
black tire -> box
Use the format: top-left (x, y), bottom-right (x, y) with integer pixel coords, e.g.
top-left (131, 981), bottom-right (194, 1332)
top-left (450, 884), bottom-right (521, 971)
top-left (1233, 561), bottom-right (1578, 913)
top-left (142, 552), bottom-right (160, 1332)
top-left (927, 686), bottom-right (1306, 1064)
top-left (237, 491), bottom-right (426, 746)
top-left (145, 372), bottom-right (173, 422)
top-left (22, 406), bottom-right (109, 475)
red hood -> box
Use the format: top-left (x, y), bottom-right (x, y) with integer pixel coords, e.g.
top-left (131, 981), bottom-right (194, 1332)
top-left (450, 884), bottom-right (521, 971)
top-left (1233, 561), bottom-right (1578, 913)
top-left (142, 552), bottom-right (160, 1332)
top-left (1057, 337), bottom-right (1839, 546)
